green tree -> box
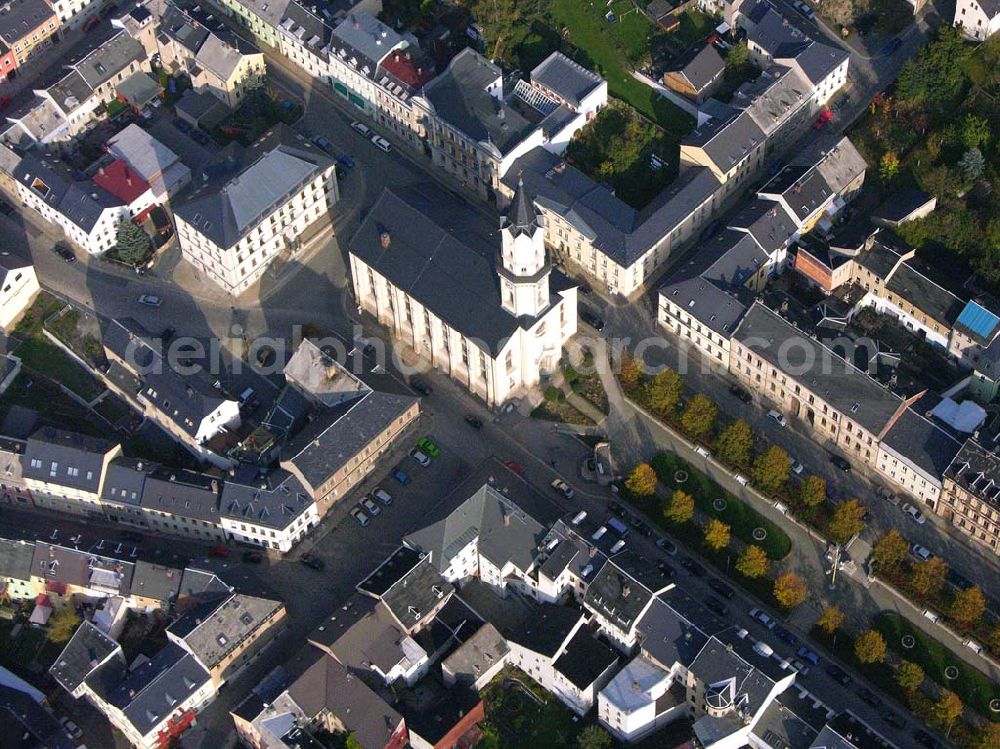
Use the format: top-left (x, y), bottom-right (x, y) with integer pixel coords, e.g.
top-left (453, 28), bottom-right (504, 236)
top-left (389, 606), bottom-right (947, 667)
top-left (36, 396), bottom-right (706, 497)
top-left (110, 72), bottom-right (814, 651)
top-left (736, 545), bottom-right (769, 578)
top-left (577, 725), bottom-right (613, 749)
top-left (988, 623), bottom-right (1000, 654)
top-left (619, 352), bottom-right (641, 392)
top-left (625, 464), bottom-right (657, 497)
top-left (817, 605), bottom-right (845, 636)
top-left (895, 660), bottom-right (925, 693)
top-left (704, 519), bottom-right (731, 552)
top-left (972, 722), bottom-right (1000, 749)
top-left (871, 530), bottom-right (909, 571)
top-left (826, 499), bottom-right (867, 543)
top-left (960, 113), bottom-right (991, 149)
top-left (911, 557), bottom-right (949, 599)
top-left (950, 585), bottom-right (986, 626)
top-left (715, 419), bottom-right (754, 468)
top-left (752, 445), bottom-right (790, 494)
top-left (854, 629), bottom-right (887, 664)
top-left (647, 369), bottom-right (683, 415)
top-left (959, 147), bottom-right (986, 180)
top-left (879, 151), bottom-right (900, 181)
top-left (345, 733), bottom-right (364, 749)
top-left (680, 395), bottom-right (717, 439)
top-left (895, 26), bottom-right (972, 116)
top-left (47, 606), bottom-right (81, 644)
top-left (773, 572), bottom-right (808, 609)
top-left (931, 690), bottom-right (963, 736)
top-left (664, 489), bottom-right (694, 525)
top-left (113, 220), bottom-right (152, 266)
top-left (798, 475), bottom-right (827, 508)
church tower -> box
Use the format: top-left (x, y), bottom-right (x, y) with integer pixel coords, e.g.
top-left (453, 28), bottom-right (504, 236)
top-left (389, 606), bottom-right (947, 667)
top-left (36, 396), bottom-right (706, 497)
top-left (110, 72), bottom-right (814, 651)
top-left (499, 177), bottom-right (550, 318)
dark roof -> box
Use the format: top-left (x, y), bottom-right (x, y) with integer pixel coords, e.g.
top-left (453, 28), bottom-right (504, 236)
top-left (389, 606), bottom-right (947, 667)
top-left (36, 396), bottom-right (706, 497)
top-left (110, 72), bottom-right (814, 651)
top-left (282, 387), bottom-right (417, 489)
top-left (823, 713), bottom-right (896, 749)
top-left (14, 154), bottom-right (122, 234)
top-left (746, 3), bottom-right (811, 58)
top-left (584, 556), bottom-right (655, 634)
top-left (326, 600), bottom-right (415, 678)
top-left (130, 561), bottom-right (182, 604)
top-left (506, 177), bottom-right (539, 237)
top-left (328, 11), bottom-right (396, 79)
top-left (49, 621), bottom-right (120, 693)
top-left (100, 457), bottom-right (150, 506)
top-left (733, 303), bottom-right (903, 434)
top-left (139, 466), bottom-right (222, 523)
top-left (357, 546), bottom-right (424, 598)
top-left (530, 51), bottom-right (603, 109)
top-left (886, 261), bottom-right (964, 326)
top-left (880, 409), bottom-right (961, 480)
top-left (22, 428), bottom-right (115, 494)
top-left (506, 602), bottom-right (582, 657)
top-left (683, 111), bottom-right (765, 174)
top-left (727, 198), bottom-right (797, 253)
top-left (0, 684), bottom-right (75, 749)
top-left (31, 542), bottom-right (134, 594)
top-left (636, 596), bottom-right (709, 668)
top-left (668, 44), bottom-right (725, 92)
top-left (751, 699), bottom-right (818, 749)
top-left (71, 31), bottom-right (146, 89)
top-left (91, 643), bottom-right (211, 738)
top-left (856, 237), bottom-right (905, 279)
top-left (220, 470), bottom-right (313, 530)
top-left (945, 439), bottom-right (1000, 508)
top-left (0, 538), bottom-right (35, 583)
top-left (552, 628), bottom-right (618, 689)
top-left (175, 124), bottom-right (333, 248)
top-left (0, 0), bottom-right (55, 47)
top-left (287, 654), bottom-right (404, 747)
top-left (759, 163), bottom-right (834, 224)
top-left (349, 188), bottom-right (553, 355)
top-left (169, 593), bottom-right (283, 670)
top-left (422, 48), bottom-right (537, 156)
top-left (177, 567), bottom-right (232, 601)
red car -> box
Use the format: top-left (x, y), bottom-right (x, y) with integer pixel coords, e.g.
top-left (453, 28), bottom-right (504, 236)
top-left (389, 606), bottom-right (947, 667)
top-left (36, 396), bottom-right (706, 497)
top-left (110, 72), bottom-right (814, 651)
top-left (208, 545), bottom-right (229, 558)
top-left (813, 108), bottom-right (832, 129)
top-left (503, 459), bottom-right (525, 475)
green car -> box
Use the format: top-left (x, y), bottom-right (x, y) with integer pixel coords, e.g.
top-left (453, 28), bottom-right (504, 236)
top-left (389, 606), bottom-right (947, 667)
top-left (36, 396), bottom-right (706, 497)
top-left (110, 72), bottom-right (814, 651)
top-left (416, 437), bottom-right (441, 457)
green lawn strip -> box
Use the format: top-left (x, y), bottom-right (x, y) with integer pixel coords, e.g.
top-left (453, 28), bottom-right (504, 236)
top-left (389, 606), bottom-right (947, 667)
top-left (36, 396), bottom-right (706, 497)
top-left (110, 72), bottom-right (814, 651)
top-left (651, 452), bottom-right (791, 559)
top-left (675, 9), bottom-right (716, 48)
top-left (550, 0), bottom-right (693, 135)
top-left (874, 611), bottom-right (1000, 720)
top-left (530, 398), bottom-right (595, 425)
top-left (14, 337), bottom-right (103, 401)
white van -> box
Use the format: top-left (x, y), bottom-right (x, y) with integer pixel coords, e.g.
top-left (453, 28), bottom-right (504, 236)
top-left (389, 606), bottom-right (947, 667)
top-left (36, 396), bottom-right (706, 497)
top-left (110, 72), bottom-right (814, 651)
top-left (591, 526), bottom-right (607, 541)
top-left (964, 638), bottom-right (984, 654)
top-left (735, 474), bottom-right (749, 486)
top-left (571, 510), bottom-right (588, 526)
top-left (773, 501), bottom-right (789, 515)
top-left (695, 445), bottom-right (711, 458)
top-left (610, 539), bottom-right (626, 554)
top-left (922, 608), bottom-right (940, 624)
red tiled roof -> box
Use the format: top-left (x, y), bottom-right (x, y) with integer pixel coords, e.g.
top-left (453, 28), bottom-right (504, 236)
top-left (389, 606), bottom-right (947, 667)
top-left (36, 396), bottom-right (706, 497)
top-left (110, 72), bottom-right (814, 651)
top-left (379, 50), bottom-right (435, 90)
top-left (93, 159), bottom-right (150, 205)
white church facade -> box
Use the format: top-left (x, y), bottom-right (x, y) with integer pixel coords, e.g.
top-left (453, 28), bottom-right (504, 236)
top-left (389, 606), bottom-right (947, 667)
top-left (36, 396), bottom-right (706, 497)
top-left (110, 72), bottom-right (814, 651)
top-left (348, 183), bottom-right (578, 406)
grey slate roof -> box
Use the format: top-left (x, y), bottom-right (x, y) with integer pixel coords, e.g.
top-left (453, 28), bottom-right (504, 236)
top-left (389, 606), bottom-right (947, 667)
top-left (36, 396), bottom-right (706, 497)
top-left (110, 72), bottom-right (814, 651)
top-left (944, 439), bottom-right (1000, 507)
top-left (422, 48), bottom-right (537, 156)
top-left (14, 154), bottom-right (123, 234)
top-left (139, 466), bottom-right (222, 523)
top-left (507, 602), bottom-right (582, 656)
top-left (116, 71), bottom-right (162, 107)
top-left (0, 0), bottom-right (55, 47)
top-left (782, 40), bottom-right (848, 87)
top-left (47, 71), bottom-right (95, 115)
top-left (689, 636), bottom-right (776, 716)
top-left (745, 3), bottom-right (811, 58)
top-left (0, 683), bottom-right (75, 749)
top-left (90, 643), bottom-right (211, 738)
top-left (880, 408), bottom-right (961, 480)
top-left (281, 388), bottom-right (416, 490)
top-left (733, 65), bottom-right (812, 137)
top-left (377, 556), bottom-right (451, 631)
top-left (50, 620), bottom-right (121, 694)
top-left (636, 596), bottom-right (709, 669)
top-left (530, 51), bottom-right (603, 109)
top-left (668, 44), bottom-right (725, 92)
top-left (100, 458), bottom-right (150, 506)
top-left (221, 470), bottom-right (313, 529)
top-left (727, 198), bottom-right (797, 253)
top-left (330, 11), bottom-right (398, 77)
top-left (278, 1), bottom-right (332, 62)
top-left (288, 654), bottom-right (404, 747)
top-left (584, 556), bottom-right (655, 634)
top-left (0, 538), bottom-right (35, 582)
top-left (22, 427), bottom-right (116, 494)
top-left (71, 31), bottom-right (145, 90)
top-left (131, 561), bottom-right (182, 604)
top-left (553, 628), bottom-right (618, 689)
top-left (751, 699), bottom-right (818, 749)
top-left (873, 187), bottom-right (935, 224)
top-left (326, 599), bottom-right (416, 677)
top-left (441, 622), bottom-right (508, 679)
top-left (759, 164), bottom-right (832, 224)
top-left (683, 110), bottom-right (765, 174)
top-left (31, 542), bottom-right (134, 593)
top-left (175, 123), bottom-right (333, 248)
top-left (733, 302), bottom-right (903, 434)
top-left (169, 592), bottom-right (282, 670)
top-left (885, 261), bottom-right (964, 326)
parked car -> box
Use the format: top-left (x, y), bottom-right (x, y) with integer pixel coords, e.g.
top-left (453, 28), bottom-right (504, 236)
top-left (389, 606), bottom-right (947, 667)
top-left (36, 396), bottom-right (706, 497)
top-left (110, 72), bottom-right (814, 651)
top-left (410, 379), bottom-right (432, 396)
top-left (391, 467), bottom-right (410, 485)
top-left (729, 384), bottom-right (752, 404)
top-left (350, 507), bottom-right (370, 526)
top-left (361, 497), bottom-right (382, 516)
top-left (336, 153), bottom-right (355, 168)
top-left (551, 478), bottom-right (575, 499)
top-left (137, 294), bottom-right (162, 307)
top-left (373, 488), bottom-right (392, 505)
top-left (911, 543), bottom-right (934, 562)
top-left (416, 437), bottom-right (441, 457)
top-left (767, 409), bottom-right (787, 427)
top-left (464, 414), bottom-right (483, 429)
top-left (750, 608), bottom-right (776, 630)
top-left (410, 449), bottom-right (431, 466)
top-left (707, 578), bottom-right (734, 599)
top-left (351, 121), bottom-right (371, 137)
top-left (796, 647), bottom-right (821, 666)
top-left (902, 502), bottom-right (926, 524)
top-left (791, 460), bottom-right (804, 475)
top-left (60, 718), bottom-right (82, 740)
top-left (503, 458), bottom-right (524, 475)
top-left (680, 556), bottom-right (706, 577)
top-left (790, 658), bottom-right (810, 676)
top-left (704, 597), bottom-right (728, 617)
top-left (579, 308), bottom-right (605, 331)
top-left (608, 501), bottom-right (625, 517)
top-left (172, 117), bottom-right (192, 134)
top-left (370, 134), bottom-right (392, 152)
top-left (208, 545), bottom-right (229, 558)
top-left (300, 553), bottom-right (325, 570)
top-left (858, 687), bottom-right (881, 708)
top-left (947, 568), bottom-right (975, 591)
top-left (656, 537), bottom-right (678, 556)
top-left (830, 455), bottom-right (852, 472)
top-left (825, 663), bottom-right (851, 686)
top-left (312, 135), bottom-right (333, 152)
top-left (774, 627), bottom-right (798, 646)
top-left (54, 243), bottom-right (76, 263)
top-left (241, 550), bottom-right (263, 564)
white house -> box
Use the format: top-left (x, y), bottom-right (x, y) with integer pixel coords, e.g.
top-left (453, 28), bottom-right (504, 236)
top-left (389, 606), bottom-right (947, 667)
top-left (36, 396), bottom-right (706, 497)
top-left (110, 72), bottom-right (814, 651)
top-left (955, 0), bottom-right (1000, 39)
top-left (349, 181), bottom-right (578, 407)
top-left (0, 261), bottom-right (39, 331)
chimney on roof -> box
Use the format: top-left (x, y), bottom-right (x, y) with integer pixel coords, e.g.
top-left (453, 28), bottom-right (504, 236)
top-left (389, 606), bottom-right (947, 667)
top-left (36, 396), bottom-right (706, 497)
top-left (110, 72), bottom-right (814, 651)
top-left (98, 166), bottom-right (105, 176)
top-left (210, 480), bottom-right (219, 494)
top-left (169, 473), bottom-right (177, 481)
top-left (622, 582), bottom-right (631, 598)
top-left (379, 230), bottom-right (391, 248)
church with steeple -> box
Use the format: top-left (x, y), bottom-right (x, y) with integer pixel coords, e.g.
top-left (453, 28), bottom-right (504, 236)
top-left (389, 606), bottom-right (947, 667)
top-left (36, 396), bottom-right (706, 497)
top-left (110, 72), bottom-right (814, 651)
top-left (347, 183), bottom-right (578, 406)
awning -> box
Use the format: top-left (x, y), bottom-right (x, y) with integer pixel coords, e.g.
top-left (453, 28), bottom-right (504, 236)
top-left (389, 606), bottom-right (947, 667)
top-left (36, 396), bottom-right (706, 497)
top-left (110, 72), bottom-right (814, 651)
top-left (349, 92), bottom-right (366, 108)
top-left (333, 82), bottom-right (349, 97)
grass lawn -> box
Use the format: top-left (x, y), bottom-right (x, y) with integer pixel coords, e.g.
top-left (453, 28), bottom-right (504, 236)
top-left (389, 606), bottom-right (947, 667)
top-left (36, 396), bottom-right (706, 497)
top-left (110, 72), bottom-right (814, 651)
top-left (674, 9), bottom-right (717, 48)
top-left (531, 399), bottom-right (594, 425)
top-left (651, 452), bottom-right (792, 559)
top-left (481, 669), bottom-right (584, 747)
top-left (550, 0), bottom-right (694, 136)
top-left (0, 619), bottom-right (61, 676)
top-left (875, 611), bottom-right (1000, 721)
top-left (94, 395), bottom-right (134, 425)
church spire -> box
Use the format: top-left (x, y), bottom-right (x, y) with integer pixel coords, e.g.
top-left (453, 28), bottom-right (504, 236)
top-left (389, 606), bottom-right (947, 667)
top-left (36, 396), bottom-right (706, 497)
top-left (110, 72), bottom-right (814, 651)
top-left (506, 176), bottom-right (538, 237)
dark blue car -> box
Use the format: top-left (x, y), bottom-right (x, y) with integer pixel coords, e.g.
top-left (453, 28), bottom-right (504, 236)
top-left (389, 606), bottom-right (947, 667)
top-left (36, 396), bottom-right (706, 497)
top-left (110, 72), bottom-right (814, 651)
top-left (336, 153), bottom-right (355, 168)
top-left (391, 467), bottom-right (410, 485)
